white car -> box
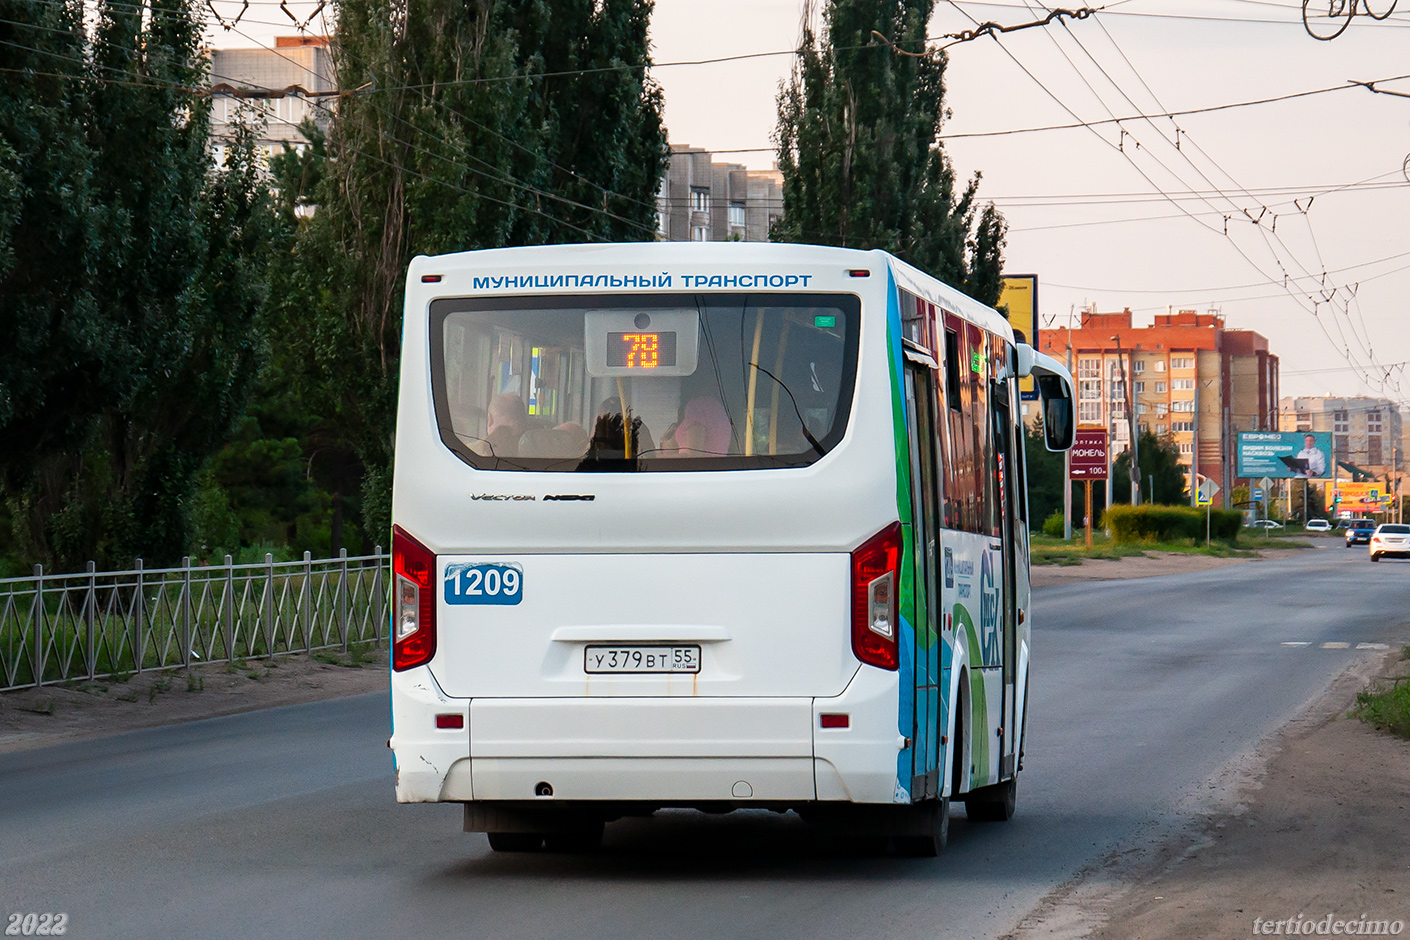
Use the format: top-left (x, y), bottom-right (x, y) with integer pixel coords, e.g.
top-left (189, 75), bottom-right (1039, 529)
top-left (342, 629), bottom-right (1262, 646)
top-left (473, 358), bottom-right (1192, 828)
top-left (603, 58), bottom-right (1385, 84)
top-left (1305, 519), bottom-right (1331, 532)
top-left (1246, 519), bottom-right (1284, 529)
top-left (1370, 523), bottom-right (1410, 561)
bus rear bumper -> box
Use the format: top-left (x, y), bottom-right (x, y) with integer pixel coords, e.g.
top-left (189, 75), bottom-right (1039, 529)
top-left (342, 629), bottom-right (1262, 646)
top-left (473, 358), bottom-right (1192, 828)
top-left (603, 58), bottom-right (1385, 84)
top-left (391, 664), bottom-right (903, 806)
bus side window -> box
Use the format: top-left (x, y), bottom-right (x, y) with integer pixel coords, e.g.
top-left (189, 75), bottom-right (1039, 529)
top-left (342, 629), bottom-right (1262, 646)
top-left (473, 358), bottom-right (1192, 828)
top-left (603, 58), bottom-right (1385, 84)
top-left (942, 323), bottom-right (967, 530)
top-left (943, 328), bottom-right (960, 411)
top-left (969, 324), bottom-right (990, 536)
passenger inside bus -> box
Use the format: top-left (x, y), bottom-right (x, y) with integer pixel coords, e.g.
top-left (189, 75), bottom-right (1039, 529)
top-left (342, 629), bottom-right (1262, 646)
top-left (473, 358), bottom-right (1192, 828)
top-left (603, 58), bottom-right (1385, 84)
top-left (484, 393), bottom-right (529, 457)
top-left (668, 397), bottom-right (732, 456)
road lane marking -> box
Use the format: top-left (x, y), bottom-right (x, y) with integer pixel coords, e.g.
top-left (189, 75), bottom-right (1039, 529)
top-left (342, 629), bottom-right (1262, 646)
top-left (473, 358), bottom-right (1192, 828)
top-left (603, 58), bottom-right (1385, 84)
top-left (1356, 642), bottom-right (1390, 650)
top-left (1282, 642), bottom-right (1312, 647)
top-left (1321, 642), bottom-right (1350, 649)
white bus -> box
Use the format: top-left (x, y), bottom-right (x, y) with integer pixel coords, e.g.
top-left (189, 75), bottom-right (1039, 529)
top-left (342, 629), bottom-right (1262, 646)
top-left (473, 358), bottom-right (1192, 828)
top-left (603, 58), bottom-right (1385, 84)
top-left (389, 243), bottom-right (1075, 855)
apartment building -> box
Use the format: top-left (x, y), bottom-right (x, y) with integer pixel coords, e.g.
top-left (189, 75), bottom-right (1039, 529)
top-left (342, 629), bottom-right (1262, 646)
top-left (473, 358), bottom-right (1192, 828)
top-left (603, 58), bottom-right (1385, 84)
top-left (1039, 307), bottom-right (1279, 504)
top-left (208, 36), bottom-right (334, 162)
top-left (1278, 396), bottom-right (1404, 473)
top-left (656, 145), bottom-right (783, 243)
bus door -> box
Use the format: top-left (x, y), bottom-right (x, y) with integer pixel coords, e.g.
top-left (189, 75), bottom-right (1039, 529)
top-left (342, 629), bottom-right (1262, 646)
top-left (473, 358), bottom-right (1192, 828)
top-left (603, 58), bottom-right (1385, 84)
top-left (991, 373), bottom-right (1020, 779)
top-left (903, 354), bottom-right (943, 799)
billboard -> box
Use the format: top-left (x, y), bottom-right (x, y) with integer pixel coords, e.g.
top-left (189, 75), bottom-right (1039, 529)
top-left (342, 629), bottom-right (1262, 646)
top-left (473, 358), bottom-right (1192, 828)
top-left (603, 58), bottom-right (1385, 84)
top-left (1069, 428), bottom-right (1109, 480)
top-left (1325, 481), bottom-right (1391, 514)
top-left (999, 274), bottom-right (1038, 401)
top-left (1237, 431), bottom-right (1332, 479)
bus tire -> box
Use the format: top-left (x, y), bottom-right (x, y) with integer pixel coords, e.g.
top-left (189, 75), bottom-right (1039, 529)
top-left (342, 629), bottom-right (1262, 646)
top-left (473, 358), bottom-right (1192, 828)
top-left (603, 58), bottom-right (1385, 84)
top-left (893, 799), bottom-right (950, 857)
top-left (964, 777), bottom-right (1017, 822)
top-left (544, 821), bottom-right (604, 853)
top-left (487, 832), bottom-right (544, 852)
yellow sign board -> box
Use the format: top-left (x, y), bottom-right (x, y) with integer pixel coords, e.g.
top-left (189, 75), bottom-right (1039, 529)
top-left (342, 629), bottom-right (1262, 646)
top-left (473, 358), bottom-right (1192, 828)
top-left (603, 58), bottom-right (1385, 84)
top-left (999, 274), bottom-right (1038, 400)
top-left (1325, 480), bottom-right (1389, 513)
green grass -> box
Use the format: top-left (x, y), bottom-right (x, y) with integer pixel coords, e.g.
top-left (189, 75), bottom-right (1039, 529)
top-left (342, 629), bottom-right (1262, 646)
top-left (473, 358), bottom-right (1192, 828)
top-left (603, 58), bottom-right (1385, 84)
top-left (1349, 646), bottom-right (1410, 740)
top-left (1028, 530), bottom-right (1305, 565)
top-left (311, 640), bottom-right (383, 668)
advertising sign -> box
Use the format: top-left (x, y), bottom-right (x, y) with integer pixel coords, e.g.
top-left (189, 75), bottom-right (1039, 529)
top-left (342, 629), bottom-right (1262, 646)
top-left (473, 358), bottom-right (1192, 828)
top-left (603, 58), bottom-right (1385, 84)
top-left (1237, 431), bottom-right (1332, 479)
top-left (1069, 428), bottom-right (1109, 480)
top-left (999, 274), bottom-right (1039, 401)
top-left (1324, 481), bottom-right (1390, 514)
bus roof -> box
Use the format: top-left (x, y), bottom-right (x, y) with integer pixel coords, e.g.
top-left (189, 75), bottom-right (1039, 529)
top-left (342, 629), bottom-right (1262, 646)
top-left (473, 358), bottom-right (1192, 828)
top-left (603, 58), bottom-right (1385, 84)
top-left (408, 242), bottom-right (1015, 342)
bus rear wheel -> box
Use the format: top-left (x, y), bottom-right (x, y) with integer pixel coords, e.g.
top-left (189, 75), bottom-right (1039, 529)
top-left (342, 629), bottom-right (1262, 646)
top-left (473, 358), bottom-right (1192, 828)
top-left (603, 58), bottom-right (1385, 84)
top-left (893, 799), bottom-right (950, 857)
top-left (487, 832), bottom-right (544, 852)
top-left (544, 822), bottom-right (604, 853)
top-left (964, 777), bottom-right (1017, 822)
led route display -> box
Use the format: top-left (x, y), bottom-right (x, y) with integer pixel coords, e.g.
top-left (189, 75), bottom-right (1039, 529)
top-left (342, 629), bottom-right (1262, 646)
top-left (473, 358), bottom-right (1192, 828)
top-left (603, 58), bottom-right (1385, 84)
top-left (606, 331), bottom-right (677, 369)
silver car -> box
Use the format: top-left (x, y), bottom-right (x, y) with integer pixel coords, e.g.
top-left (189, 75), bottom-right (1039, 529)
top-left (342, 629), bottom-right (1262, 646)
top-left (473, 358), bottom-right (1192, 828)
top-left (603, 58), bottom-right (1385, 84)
top-left (1370, 523), bottom-right (1410, 561)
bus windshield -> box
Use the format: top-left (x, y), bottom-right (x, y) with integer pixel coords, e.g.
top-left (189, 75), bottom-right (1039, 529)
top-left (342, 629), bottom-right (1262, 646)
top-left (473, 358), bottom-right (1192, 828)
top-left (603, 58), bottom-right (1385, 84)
top-left (429, 293), bottom-right (860, 472)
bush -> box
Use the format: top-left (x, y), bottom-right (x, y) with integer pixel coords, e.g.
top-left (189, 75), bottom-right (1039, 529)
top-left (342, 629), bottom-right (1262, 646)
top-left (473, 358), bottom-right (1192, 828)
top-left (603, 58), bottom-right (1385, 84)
top-left (1041, 510), bottom-right (1065, 538)
top-left (1353, 676), bottom-right (1410, 740)
top-left (1102, 504), bottom-right (1242, 543)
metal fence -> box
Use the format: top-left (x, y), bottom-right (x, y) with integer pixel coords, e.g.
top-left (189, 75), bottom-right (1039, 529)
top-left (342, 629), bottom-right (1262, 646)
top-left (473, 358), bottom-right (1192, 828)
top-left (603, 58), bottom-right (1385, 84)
top-left (0, 550), bottom-right (389, 692)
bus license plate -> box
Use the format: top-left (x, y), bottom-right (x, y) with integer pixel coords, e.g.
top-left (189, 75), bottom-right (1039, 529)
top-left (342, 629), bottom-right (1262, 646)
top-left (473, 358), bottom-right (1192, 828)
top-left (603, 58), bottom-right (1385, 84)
top-left (584, 646), bottom-right (701, 674)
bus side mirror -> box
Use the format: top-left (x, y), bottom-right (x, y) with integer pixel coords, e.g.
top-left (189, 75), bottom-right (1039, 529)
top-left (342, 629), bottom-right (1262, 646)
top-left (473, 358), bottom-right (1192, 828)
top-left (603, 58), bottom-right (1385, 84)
top-left (1030, 351), bottom-right (1076, 452)
top-left (1015, 342), bottom-right (1036, 378)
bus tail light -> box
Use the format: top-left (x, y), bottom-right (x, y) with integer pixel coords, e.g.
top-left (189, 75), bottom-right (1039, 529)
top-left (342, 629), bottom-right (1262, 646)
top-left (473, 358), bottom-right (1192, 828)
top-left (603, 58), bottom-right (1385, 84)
top-left (392, 525), bottom-right (436, 671)
top-left (851, 522), bottom-right (902, 671)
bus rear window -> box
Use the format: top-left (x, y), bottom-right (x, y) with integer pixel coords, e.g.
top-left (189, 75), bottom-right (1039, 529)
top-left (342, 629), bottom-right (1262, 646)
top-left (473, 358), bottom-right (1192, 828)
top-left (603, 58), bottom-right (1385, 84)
top-left (429, 293), bottom-right (860, 472)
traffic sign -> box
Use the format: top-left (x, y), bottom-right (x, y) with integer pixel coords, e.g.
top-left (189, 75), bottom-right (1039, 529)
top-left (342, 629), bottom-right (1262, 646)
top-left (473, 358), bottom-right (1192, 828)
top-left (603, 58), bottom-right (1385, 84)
top-left (1253, 488), bottom-right (1264, 501)
top-left (1069, 428), bottom-right (1110, 481)
top-left (1197, 478), bottom-right (1220, 506)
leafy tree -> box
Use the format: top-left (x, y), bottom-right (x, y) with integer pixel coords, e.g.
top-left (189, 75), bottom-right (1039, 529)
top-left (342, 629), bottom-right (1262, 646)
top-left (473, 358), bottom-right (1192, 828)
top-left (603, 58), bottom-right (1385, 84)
top-left (280, 0), bottom-right (669, 541)
top-left (1113, 431), bottom-right (1189, 505)
top-left (775, 0), bottom-right (1006, 304)
top-left (0, 0), bottom-right (104, 562)
top-left (1, 0), bottom-right (273, 569)
top-left (1023, 422), bottom-right (1066, 532)
top-left (502, 0), bottom-right (668, 244)
top-left (1290, 480), bottom-right (1324, 523)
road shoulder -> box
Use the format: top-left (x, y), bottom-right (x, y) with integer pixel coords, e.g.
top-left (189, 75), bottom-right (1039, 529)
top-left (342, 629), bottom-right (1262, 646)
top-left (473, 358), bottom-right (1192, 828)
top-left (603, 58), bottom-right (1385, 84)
top-left (0, 651), bottom-right (389, 754)
top-left (1004, 643), bottom-right (1410, 940)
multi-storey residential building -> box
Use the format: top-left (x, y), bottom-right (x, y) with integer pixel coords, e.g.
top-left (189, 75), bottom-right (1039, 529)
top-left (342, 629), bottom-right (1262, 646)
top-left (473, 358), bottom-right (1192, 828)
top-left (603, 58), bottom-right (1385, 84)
top-left (208, 36), bottom-right (334, 163)
top-left (656, 145), bottom-right (783, 242)
top-left (1279, 396), bottom-right (1404, 473)
top-left (1038, 307), bottom-right (1279, 505)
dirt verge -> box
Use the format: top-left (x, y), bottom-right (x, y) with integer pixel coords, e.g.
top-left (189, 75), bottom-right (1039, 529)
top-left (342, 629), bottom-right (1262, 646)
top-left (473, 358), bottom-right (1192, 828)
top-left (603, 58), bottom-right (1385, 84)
top-left (1006, 644), bottom-right (1410, 940)
top-left (1030, 550), bottom-right (1263, 588)
top-left (0, 649), bottom-right (389, 754)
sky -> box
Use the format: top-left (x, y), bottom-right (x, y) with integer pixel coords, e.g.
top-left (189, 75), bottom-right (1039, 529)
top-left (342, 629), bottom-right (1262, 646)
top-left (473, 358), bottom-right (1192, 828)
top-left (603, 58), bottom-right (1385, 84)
top-left (208, 0), bottom-right (1410, 405)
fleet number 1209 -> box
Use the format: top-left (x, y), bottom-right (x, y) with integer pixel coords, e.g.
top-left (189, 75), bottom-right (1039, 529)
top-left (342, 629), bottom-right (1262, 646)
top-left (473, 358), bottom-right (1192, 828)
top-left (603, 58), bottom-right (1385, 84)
top-left (443, 562), bottom-right (523, 606)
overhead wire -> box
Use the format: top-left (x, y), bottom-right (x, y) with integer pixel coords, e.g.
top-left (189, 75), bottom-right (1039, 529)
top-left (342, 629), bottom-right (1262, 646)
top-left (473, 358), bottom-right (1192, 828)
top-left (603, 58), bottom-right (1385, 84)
top-left (214, 19), bottom-right (666, 228)
top-left (975, 0), bottom-right (1394, 392)
top-left (1088, 14), bottom-right (1396, 388)
top-left (0, 27), bottom-right (627, 242)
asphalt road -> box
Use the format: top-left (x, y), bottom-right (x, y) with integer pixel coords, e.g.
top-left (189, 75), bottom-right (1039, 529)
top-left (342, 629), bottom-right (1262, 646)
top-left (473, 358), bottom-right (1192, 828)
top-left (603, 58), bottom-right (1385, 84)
top-left (2, 544), bottom-right (1407, 940)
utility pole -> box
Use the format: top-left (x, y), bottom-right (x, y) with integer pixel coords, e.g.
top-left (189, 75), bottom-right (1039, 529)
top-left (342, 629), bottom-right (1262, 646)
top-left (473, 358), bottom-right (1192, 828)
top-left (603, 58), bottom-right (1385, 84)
top-left (1063, 311), bottom-right (1074, 540)
top-left (1223, 404), bottom-right (1232, 510)
top-left (1191, 385), bottom-right (1200, 507)
top-left (1104, 339), bottom-right (1113, 518)
top-left (1113, 334), bottom-right (1140, 504)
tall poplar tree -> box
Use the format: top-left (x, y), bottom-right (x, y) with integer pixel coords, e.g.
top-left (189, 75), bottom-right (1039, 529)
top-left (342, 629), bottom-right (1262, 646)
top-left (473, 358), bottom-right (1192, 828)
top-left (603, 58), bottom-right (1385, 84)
top-left (0, 0), bottom-right (272, 568)
top-left (280, 0), bottom-right (668, 540)
top-left (503, 0), bottom-right (668, 244)
top-left (775, 0), bottom-right (1007, 305)
top-left (0, 0), bottom-right (104, 561)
